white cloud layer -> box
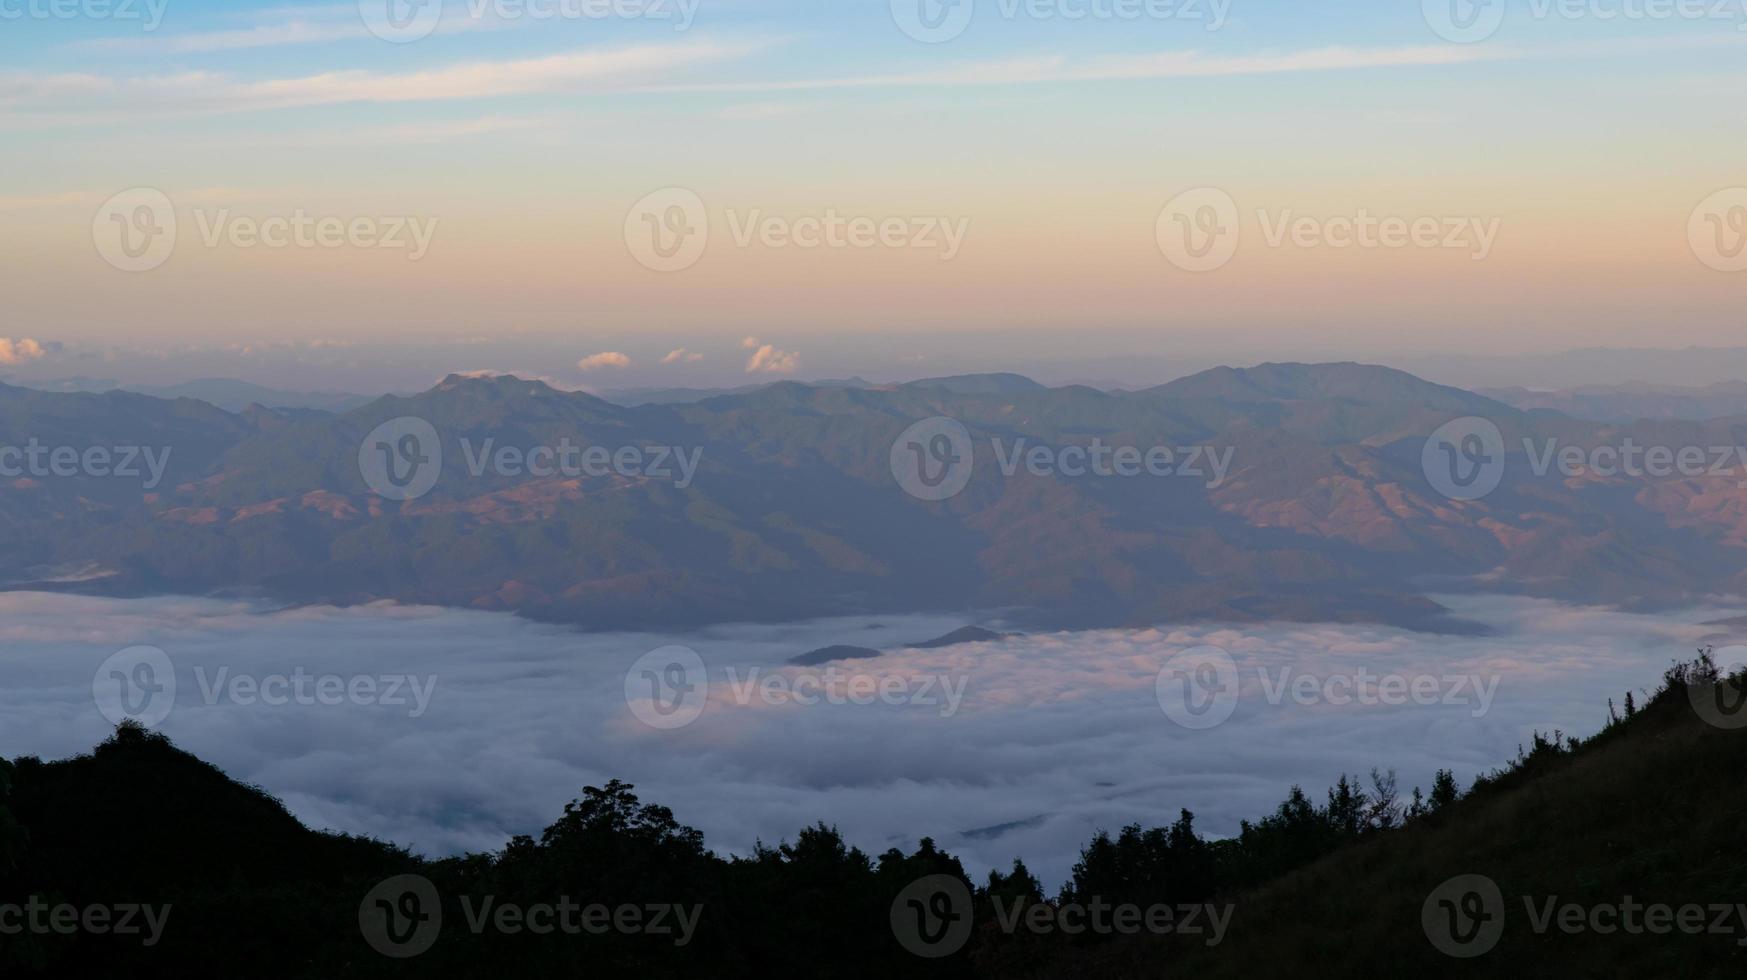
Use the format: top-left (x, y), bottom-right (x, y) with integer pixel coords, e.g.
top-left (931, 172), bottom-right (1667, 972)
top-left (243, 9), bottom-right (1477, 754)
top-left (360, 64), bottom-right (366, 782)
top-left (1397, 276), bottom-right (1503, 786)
top-left (0, 592), bottom-right (1733, 889)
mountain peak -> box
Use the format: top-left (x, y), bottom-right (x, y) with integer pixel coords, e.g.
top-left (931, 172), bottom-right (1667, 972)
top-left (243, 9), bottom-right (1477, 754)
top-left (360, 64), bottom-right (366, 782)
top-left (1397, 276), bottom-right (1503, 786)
top-left (359, 373), bottom-right (627, 425)
top-left (435, 372), bottom-right (562, 393)
top-left (1145, 362), bottom-right (1509, 413)
top-left (424, 373), bottom-right (620, 405)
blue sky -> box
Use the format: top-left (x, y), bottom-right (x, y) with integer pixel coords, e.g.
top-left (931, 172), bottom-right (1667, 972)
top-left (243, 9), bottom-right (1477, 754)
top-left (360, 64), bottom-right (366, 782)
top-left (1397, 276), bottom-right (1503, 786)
top-left (2, 1), bottom-right (1744, 389)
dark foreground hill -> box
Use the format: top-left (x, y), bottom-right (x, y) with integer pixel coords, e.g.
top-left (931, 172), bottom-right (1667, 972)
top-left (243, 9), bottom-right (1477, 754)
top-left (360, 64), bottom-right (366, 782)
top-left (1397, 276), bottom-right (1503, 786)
top-left (3, 655), bottom-right (1743, 978)
top-left (1049, 656), bottom-right (1747, 979)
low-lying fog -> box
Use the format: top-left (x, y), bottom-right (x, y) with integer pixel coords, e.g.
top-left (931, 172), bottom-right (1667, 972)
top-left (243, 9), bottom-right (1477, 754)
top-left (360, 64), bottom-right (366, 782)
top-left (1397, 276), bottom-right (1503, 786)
top-left (3, 591), bottom-right (1740, 888)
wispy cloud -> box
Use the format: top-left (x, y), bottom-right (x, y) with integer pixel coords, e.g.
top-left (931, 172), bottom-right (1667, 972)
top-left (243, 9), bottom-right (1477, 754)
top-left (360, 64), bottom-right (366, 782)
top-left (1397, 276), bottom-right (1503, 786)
top-left (636, 34), bottom-right (1747, 95)
top-left (71, 2), bottom-right (523, 54)
top-left (14, 34), bottom-right (1740, 128)
top-left (77, 19), bottom-right (370, 54)
top-left (636, 45), bottom-right (1506, 95)
top-left (578, 351), bottom-right (632, 371)
top-left (2, 39), bottom-right (773, 124)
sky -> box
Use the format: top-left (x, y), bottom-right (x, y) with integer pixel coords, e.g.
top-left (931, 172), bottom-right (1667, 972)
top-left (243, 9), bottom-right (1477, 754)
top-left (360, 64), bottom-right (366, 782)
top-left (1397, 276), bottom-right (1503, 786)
top-left (5, 590), bottom-right (1740, 889)
top-left (2, 1), bottom-right (1745, 390)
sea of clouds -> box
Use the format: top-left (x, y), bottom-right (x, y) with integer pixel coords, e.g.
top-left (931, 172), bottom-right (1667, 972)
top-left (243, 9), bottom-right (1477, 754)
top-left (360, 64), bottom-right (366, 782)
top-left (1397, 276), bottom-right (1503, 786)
top-left (1, 591), bottom-right (1740, 889)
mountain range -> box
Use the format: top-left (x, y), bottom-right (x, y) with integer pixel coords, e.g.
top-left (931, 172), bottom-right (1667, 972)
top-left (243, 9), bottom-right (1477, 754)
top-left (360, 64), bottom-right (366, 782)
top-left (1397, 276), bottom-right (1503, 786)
top-left (5, 362), bottom-right (1747, 631)
top-left (13, 376), bottom-right (378, 414)
top-left (1480, 381), bottom-right (1747, 424)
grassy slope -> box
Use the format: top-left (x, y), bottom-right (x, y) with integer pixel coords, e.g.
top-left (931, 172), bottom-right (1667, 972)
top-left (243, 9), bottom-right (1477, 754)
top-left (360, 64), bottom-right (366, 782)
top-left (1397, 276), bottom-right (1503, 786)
top-left (1067, 688), bottom-right (1747, 978)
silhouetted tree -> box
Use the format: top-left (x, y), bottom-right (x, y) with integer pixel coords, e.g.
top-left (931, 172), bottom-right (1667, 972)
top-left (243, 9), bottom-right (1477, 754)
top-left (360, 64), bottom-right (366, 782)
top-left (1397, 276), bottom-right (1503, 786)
top-left (986, 858), bottom-right (1043, 906)
top-left (1363, 769), bottom-right (1401, 832)
top-left (1326, 774), bottom-right (1367, 838)
top-left (1428, 768), bottom-right (1460, 812)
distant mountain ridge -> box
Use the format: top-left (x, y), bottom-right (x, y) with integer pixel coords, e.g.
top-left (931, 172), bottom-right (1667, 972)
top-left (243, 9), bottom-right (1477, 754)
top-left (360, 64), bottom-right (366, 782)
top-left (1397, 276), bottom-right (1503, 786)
top-left (790, 625), bottom-right (1016, 664)
top-left (1481, 381), bottom-right (1747, 423)
top-left (16, 377), bottom-right (377, 413)
top-left (600, 377), bottom-right (878, 406)
top-left (903, 373), bottom-right (1046, 395)
top-left (5, 363), bottom-right (1747, 630)
top-left (600, 373), bottom-right (1048, 406)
